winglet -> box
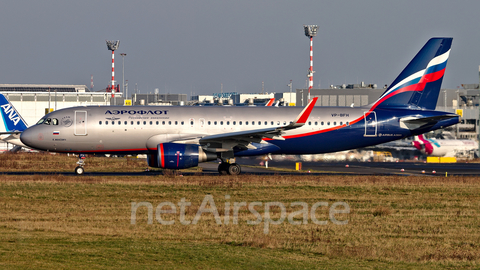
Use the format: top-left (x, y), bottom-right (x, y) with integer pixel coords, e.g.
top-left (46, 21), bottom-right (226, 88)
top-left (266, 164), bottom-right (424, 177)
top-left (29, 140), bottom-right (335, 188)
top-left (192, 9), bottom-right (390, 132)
top-left (293, 97), bottom-right (318, 125)
top-left (282, 97), bottom-right (318, 130)
top-left (265, 98), bottom-right (275, 106)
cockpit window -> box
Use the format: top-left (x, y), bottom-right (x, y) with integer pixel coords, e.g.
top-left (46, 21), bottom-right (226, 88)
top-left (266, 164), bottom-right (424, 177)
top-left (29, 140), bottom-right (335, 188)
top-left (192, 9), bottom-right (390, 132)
top-left (39, 118), bottom-right (59, 125)
top-left (36, 118), bottom-right (46, 125)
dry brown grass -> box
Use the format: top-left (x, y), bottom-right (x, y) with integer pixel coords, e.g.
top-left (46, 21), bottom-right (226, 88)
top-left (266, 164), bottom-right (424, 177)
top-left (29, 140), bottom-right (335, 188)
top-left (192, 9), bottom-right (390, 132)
top-left (1, 153), bottom-right (480, 268)
top-left (0, 152), bottom-right (147, 172)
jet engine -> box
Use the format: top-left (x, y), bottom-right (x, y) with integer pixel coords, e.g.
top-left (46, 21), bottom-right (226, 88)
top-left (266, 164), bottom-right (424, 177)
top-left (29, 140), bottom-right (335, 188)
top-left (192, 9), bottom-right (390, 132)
top-left (147, 143), bottom-right (216, 169)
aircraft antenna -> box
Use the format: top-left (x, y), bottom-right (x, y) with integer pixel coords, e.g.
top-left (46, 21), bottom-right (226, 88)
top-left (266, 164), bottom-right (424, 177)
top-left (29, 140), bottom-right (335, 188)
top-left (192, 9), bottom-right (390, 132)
top-left (303, 25), bottom-right (318, 103)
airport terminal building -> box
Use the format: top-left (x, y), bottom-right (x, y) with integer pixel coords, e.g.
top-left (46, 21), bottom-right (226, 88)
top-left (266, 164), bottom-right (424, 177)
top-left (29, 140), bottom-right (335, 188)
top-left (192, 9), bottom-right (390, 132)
top-left (1, 83), bottom-right (480, 154)
top-left (297, 84), bottom-right (480, 140)
top-left (0, 84), bottom-right (113, 126)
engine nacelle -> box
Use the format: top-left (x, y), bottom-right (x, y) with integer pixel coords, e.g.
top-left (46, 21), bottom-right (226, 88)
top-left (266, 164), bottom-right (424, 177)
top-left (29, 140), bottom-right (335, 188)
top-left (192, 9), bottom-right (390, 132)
top-left (148, 143), bottom-right (216, 169)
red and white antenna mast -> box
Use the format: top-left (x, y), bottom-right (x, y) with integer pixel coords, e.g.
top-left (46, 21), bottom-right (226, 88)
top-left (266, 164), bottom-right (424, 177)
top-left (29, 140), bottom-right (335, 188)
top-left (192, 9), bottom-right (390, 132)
top-left (106, 40), bottom-right (120, 98)
top-left (304, 25), bottom-right (318, 103)
top-left (90, 75), bottom-right (94, 91)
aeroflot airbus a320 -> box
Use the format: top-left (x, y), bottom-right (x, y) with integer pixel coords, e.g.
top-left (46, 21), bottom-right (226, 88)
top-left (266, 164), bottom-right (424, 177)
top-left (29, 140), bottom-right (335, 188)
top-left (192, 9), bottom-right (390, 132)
top-left (19, 38), bottom-right (459, 175)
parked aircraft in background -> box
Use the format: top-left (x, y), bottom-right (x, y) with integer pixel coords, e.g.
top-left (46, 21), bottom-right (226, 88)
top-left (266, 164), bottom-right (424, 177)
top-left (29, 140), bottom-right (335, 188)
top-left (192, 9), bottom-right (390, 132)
top-left (20, 38), bottom-right (459, 175)
top-left (265, 98), bottom-right (275, 106)
top-left (0, 94), bottom-right (28, 148)
top-left (412, 134), bottom-right (478, 157)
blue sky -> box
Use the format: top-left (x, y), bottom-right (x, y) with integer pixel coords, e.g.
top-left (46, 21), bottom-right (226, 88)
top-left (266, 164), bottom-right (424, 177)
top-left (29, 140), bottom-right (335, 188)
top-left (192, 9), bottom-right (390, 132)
top-left (0, 1), bottom-right (479, 96)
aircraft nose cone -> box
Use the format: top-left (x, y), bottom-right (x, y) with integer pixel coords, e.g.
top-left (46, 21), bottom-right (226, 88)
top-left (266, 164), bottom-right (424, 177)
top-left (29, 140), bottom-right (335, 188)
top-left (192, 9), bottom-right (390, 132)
top-left (20, 127), bottom-right (42, 149)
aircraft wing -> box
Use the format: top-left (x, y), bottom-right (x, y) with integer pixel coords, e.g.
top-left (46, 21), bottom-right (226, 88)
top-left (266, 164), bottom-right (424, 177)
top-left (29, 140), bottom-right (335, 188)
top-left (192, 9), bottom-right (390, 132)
top-left (0, 132), bottom-right (27, 148)
top-left (199, 97), bottom-right (318, 153)
top-left (0, 131), bottom-right (22, 135)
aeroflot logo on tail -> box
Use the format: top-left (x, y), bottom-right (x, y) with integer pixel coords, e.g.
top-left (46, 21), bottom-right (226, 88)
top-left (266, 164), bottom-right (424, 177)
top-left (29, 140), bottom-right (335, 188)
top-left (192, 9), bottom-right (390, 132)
top-left (1, 104), bottom-right (21, 126)
top-left (105, 110), bottom-right (169, 115)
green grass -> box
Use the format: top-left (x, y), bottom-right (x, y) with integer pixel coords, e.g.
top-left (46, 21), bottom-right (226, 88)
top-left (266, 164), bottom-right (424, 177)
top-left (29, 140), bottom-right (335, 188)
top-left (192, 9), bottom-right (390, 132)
top-left (0, 153), bottom-right (480, 268)
top-left (2, 228), bottom-right (440, 270)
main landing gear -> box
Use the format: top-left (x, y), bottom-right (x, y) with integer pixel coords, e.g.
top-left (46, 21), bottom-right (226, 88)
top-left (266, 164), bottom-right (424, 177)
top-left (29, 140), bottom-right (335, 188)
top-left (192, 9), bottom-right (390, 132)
top-left (218, 161), bottom-right (241, 175)
top-left (75, 154), bottom-right (86, 175)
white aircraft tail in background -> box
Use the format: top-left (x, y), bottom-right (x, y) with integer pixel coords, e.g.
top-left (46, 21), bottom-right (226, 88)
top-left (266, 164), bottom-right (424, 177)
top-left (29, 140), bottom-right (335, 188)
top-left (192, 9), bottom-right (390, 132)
top-left (0, 94), bottom-right (29, 148)
top-left (412, 134), bottom-right (478, 157)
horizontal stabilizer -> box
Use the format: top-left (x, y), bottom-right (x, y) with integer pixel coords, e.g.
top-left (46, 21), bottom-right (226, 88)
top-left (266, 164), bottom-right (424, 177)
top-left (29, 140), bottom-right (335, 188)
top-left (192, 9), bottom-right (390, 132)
top-left (400, 115), bottom-right (458, 130)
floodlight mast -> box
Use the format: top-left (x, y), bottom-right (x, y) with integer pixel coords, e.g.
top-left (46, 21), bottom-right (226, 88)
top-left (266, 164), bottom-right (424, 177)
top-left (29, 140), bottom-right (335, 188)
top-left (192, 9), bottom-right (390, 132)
top-left (304, 25), bottom-right (318, 103)
top-left (120, 53), bottom-right (127, 98)
top-left (106, 40), bottom-right (120, 99)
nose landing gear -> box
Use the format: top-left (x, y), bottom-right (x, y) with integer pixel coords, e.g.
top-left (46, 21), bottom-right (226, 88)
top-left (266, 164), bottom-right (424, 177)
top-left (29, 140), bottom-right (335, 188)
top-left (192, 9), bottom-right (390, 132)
top-left (75, 154), bottom-right (86, 175)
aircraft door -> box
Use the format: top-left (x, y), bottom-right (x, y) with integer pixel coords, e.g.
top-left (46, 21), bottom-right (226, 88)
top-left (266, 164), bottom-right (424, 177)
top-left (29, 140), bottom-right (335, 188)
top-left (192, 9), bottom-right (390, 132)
top-left (199, 118), bottom-right (205, 130)
top-left (364, 111), bottom-right (377, 137)
top-left (75, 111), bottom-right (87, 136)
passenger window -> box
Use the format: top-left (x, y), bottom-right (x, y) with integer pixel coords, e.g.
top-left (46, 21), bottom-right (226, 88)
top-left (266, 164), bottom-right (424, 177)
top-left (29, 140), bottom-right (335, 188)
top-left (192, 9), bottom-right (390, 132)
top-left (315, 121), bottom-right (318, 125)
top-left (118, 121), bottom-right (121, 125)
top-left (162, 121), bottom-right (165, 125)
top-left (220, 121), bottom-right (223, 125)
top-left (175, 121), bottom-right (178, 125)
top-left (308, 121), bottom-right (311, 125)
top-left (156, 121), bottom-right (159, 125)
top-left (239, 121), bottom-right (242, 125)
top-left (271, 121), bottom-right (274, 125)
top-left (227, 121), bottom-right (230, 125)
top-left (214, 121), bottom-right (217, 125)
top-left (233, 121), bottom-right (236, 125)
top-left (168, 121), bottom-right (171, 125)
top-left (137, 121), bottom-right (140, 125)
top-left (99, 121), bottom-right (102, 125)
top-left (327, 122), bottom-right (330, 125)
top-left (112, 121), bottom-right (115, 125)
top-left (106, 121), bottom-right (108, 125)
top-left (321, 122), bottom-right (324, 125)
top-left (124, 121), bottom-right (127, 125)
top-left (258, 121), bottom-right (261, 125)
top-left (149, 121), bottom-right (152, 125)
top-left (246, 121), bottom-right (249, 125)
top-left (190, 120), bottom-right (194, 125)
top-left (264, 121), bottom-right (267, 125)
top-left (208, 121), bottom-right (211, 125)
top-left (181, 121), bottom-right (184, 125)
top-left (131, 121), bottom-right (134, 125)
top-left (334, 122), bottom-right (336, 125)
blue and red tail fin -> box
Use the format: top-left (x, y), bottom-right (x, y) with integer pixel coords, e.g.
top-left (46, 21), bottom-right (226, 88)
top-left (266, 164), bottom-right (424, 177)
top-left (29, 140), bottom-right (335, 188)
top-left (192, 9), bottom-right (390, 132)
top-left (0, 94), bottom-right (28, 133)
top-left (372, 38), bottom-right (452, 110)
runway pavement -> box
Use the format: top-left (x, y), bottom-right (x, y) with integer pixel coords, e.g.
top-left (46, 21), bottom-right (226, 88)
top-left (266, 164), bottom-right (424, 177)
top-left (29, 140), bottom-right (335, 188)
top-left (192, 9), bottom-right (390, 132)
top-left (1, 160), bottom-right (478, 176)
top-left (229, 158), bottom-right (480, 176)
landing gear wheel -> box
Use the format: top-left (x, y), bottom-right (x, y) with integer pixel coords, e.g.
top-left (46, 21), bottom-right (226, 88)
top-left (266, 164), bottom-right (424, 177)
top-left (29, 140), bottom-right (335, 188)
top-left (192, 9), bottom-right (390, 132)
top-left (75, 166), bottom-right (84, 175)
top-left (227, 163), bottom-right (241, 175)
top-left (218, 163), bottom-right (241, 175)
top-left (75, 154), bottom-right (86, 176)
top-left (218, 163), bottom-right (229, 175)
